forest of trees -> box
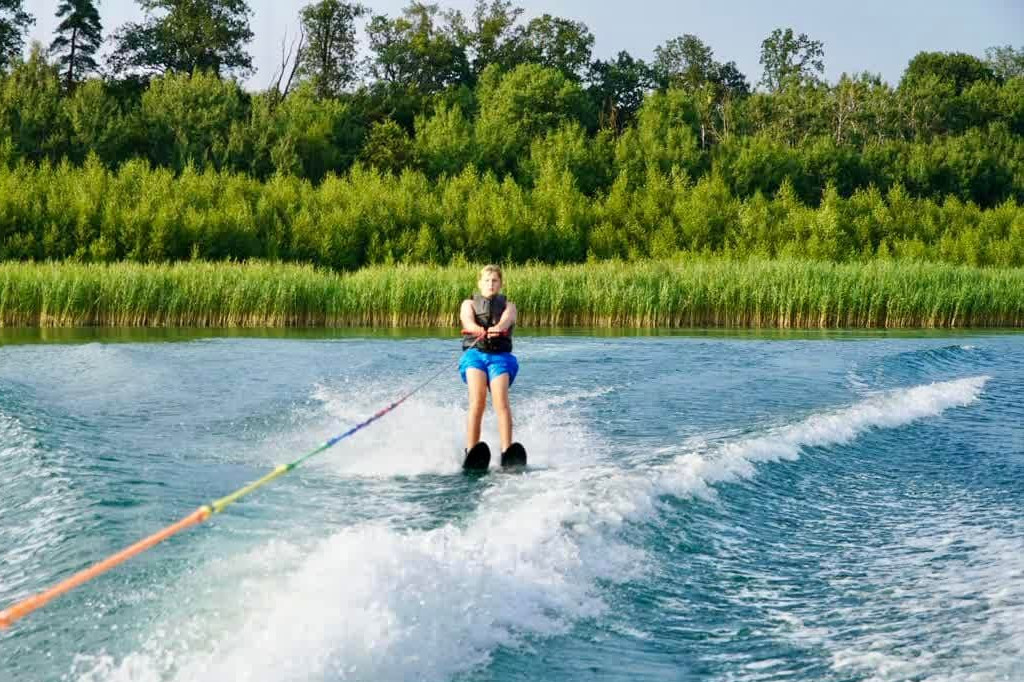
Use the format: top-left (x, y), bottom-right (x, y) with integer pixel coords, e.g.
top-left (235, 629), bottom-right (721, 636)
top-left (0, 0), bottom-right (1022, 268)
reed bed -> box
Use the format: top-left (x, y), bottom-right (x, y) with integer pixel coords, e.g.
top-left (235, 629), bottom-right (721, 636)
top-left (0, 259), bottom-right (1022, 328)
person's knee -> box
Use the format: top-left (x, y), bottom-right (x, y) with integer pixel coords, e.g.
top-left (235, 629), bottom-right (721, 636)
top-left (491, 390), bottom-right (511, 413)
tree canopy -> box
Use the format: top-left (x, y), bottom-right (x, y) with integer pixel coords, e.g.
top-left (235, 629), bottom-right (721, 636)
top-left (110, 0), bottom-right (254, 78)
top-left (0, 0), bottom-right (33, 71)
top-left (365, 2), bottom-right (469, 94)
top-left (295, 0), bottom-right (366, 98)
top-left (985, 45), bottom-right (1024, 81)
top-left (49, 0), bottom-right (103, 89)
top-left (0, 3), bottom-right (1019, 230)
top-left (901, 51), bottom-right (996, 93)
top-left (759, 27), bottom-right (825, 91)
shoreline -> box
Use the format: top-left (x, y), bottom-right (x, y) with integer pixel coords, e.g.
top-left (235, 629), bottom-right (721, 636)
top-left (2, 326), bottom-right (1022, 348)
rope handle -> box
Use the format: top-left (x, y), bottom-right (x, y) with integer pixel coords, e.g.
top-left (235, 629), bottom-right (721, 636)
top-left (461, 329), bottom-right (510, 336)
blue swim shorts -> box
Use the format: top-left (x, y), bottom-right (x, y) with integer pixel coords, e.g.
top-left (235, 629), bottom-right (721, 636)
top-left (459, 348), bottom-right (519, 385)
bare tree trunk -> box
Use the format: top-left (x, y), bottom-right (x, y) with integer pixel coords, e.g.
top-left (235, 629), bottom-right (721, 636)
top-left (66, 27), bottom-right (78, 90)
top-left (283, 26), bottom-right (306, 96)
top-left (270, 26), bottom-right (306, 98)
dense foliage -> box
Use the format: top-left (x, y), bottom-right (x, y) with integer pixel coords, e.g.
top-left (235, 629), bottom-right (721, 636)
top-left (1, 158), bottom-right (1021, 267)
top-left (1, 1), bottom-right (1022, 270)
top-left (0, 0), bottom-right (33, 71)
top-left (2, 259), bottom-right (1021, 328)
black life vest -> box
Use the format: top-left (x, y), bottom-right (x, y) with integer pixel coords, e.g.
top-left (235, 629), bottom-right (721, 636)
top-left (462, 294), bottom-right (513, 353)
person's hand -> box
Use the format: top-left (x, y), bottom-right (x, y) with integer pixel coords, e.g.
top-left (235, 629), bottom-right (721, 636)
top-left (487, 327), bottom-right (505, 337)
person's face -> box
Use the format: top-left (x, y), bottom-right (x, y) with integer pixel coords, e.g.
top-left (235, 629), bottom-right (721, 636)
top-left (479, 272), bottom-right (502, 298)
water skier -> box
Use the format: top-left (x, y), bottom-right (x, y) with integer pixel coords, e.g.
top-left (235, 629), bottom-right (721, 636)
top-left (460, 265), bottom-right (526, 469)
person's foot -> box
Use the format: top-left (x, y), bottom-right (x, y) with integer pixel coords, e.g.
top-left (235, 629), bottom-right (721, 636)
top-left (463, 441), bottom-right (491, 471)
top-left (500, 442), bottom-right (527, 468)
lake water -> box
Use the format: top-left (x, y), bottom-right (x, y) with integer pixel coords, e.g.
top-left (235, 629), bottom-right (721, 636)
top-left (1, 329), bottom-right (1022, 681)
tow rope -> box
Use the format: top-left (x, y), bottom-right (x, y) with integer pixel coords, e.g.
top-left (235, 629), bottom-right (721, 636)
top-left (0, 348), bottom-right (460, 629)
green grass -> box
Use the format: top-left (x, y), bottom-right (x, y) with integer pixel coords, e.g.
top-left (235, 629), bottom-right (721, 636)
top-left (1, 259), bottom-right (1022, 328)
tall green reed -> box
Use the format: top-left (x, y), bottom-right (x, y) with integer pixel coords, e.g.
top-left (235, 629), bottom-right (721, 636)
top-left (1, 259), bottom-right (1021, 328)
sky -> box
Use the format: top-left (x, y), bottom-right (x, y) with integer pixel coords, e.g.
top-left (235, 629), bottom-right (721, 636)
top-left (23, 0), bottom-right (1024, 89)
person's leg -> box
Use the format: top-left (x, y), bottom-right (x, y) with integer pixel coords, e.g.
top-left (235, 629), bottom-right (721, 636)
top-left (465, 368), bottom-right (488, 448)
top-left (489, 373), bottom-right (512, 452)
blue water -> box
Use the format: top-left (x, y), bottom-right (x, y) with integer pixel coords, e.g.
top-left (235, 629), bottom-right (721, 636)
top-left (0, 331), bottom-right (1022, 681)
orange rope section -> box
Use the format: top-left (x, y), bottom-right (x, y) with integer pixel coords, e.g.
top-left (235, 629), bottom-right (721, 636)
top-left (0, 506), bottom-right (211, 629)
top-left (0, 348), bottom-right (459, 630)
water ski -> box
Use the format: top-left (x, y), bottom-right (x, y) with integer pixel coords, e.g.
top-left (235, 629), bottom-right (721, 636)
top-left (501, 442), bottom-right (528, 468)
top-left (462, 441), bottom-right (491, 471)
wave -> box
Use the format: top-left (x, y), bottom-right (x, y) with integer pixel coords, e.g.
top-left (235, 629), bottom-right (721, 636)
top-left (0, 407), bottom-right (82, 606)
top-left (226, 380), bottom-right (616, 479)
top-left (71, 376), bottom-right (988, 681)
top-left (654, 375), bottom-right (988, 500)
top-left (846, 343), bottom-right (994, 395)
top-left (774, 500), bottom-right (1024, 682)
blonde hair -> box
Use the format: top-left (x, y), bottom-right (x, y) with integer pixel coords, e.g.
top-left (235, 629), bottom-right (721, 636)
top-left (478, 264), bottom-right (503, 282)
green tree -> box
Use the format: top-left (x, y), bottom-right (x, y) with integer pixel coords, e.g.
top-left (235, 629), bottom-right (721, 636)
top-left (753, 78), bottom-right (832, 144)
top-left (0, 44), bottom-right (63, 161)
top-left (232, 84), bottom-right (363, 180)
top-left (654, 34), bottom-right (716, 91)
top-left (985, 45), bottom-right (1024, 80)
top-left (475, 62), bottom-right (592, 174)
top-left (446, 0), bottom-right (523, 78)
top-left (587, 50), bottom-right (656, 130)
top-left (62, 79), bottom-right (128, 163)
top-left (0, 0), bottom-right (33, 72)
top-left (140, 70), bottom-right (247, 171)
top-left (898, 72), bottom-right (956, 139)
top-left (828, 72), bottom-right (894, 145)
top-left (296, 0), bottom-right (366, 99)
top-left (359, 119), bottom-right (413, 174)
top-left (525, 122), bottom-right (613, 195)
top-left (514, 13), bottom-right (593, 80)
top-left (900, 51), bottom-right (995, 94)
top-left (110, 0), bottom-right (254, 78)
top-left (49, 0), bottom-right (103, 89)
top-left (759, 27), bottom-right (824, 91)
top-left (365, 2), bottom-right (469, 94)
top-left (413, 101), bottom-right (474, 177)
top-left (654, 35), bottom-right (748, 97)
top-left (715, 61), bottom-right (750, 98)
top-left (652, 35), bottom-right (748, 147)
top-left (614, 88), bottom-right (703, 180)
top-left (995, 76), bottom-right (1024, 136)
top-left (268, 86), bottom-right (363, 179)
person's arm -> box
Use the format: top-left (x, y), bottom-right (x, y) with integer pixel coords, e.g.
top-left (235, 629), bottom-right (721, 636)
top-left (461, 300), bottom-right (487, 336)
top-left (489, 301), bottom-right (517, 334)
